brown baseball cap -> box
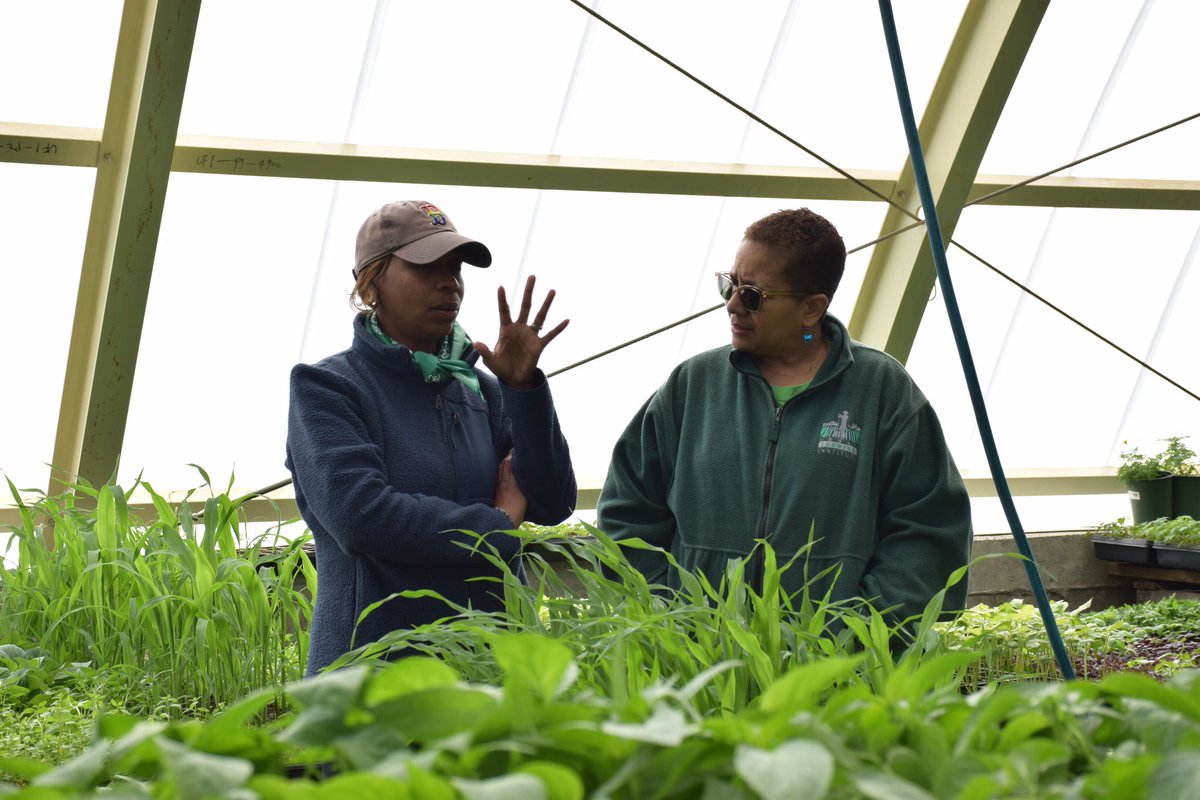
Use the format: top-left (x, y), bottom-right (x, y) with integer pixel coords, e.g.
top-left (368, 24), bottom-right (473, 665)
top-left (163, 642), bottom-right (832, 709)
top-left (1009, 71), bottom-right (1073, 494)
top-left (353, 201), bottom-right (492, 277)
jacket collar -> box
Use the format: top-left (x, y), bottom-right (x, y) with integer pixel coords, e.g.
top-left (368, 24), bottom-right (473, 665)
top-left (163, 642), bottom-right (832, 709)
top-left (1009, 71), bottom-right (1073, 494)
top-left (728, 312), bottom-right (855, 389)
top-left (350, 312), bottom-right (481, 375)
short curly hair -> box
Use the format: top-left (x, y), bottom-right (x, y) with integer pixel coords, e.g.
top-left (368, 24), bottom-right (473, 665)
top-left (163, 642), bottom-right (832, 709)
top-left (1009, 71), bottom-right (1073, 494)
top-left (744, 208), bottom-right (846, 300)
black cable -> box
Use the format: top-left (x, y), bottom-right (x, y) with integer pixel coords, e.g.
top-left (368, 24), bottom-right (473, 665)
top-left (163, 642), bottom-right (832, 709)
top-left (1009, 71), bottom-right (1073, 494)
top-left (950, 240), bottom-right (1200, 403)
top-left (559, 0), bottom-right (1198, 401)
top-left (563, 0), bottom-right (917, 219)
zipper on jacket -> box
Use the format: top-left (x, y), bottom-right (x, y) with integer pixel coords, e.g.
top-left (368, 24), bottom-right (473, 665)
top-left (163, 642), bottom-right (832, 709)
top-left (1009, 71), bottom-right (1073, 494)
top-left (433, 390), bottom-right (459, 491)
top-left (751, 404), bottom-right (784, 593)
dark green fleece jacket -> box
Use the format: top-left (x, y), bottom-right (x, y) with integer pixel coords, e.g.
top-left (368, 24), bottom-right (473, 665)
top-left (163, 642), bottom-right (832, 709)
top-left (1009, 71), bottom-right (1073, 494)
top-left (596, 314), bottom-right (971, 622)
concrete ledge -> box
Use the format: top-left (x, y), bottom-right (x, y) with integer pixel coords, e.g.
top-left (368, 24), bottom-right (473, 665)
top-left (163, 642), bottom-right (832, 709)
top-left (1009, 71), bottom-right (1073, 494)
top-left (968, 531), bottom-right (1135, 610)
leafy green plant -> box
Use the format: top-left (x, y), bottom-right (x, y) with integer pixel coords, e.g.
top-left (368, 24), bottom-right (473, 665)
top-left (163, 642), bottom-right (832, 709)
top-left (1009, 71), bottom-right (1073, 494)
top-left (0, 644), bottom-right (93, 710)
top-left (1, 472), bottom-right (316, 715)
top-left (520, 520), bottom-right (594, 538)
top-left (1089, 518), bottom-right (1140, 540)
top-left (934, 598), bottom-right (1137, 684)
top-left (1090, 515), bottom-right (1200, 546)
top-left (328, 525), bottom-right (952, 715)
top-left (1139, 515), bottom-right (1200, 547)
top-left (0, 687), bottom-right (98, 782)
top-left (1118, 435), bottom-right (1199, 483)
top-left (9, 633), bottom-right (1200, 799)
top-left (1091, 596), bottom-right (1200, 637)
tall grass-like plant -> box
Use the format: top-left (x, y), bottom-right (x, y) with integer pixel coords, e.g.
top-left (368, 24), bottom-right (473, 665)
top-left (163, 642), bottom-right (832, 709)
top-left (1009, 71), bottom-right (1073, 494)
top-left (0, 473), bottom-right (315, 713)
top-left (329, 524), bottom-right (968, 714)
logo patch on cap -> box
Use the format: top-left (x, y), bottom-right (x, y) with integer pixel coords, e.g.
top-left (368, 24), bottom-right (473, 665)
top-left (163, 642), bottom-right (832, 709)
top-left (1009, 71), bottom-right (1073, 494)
top-left (418, 204), bottom-right (448, 226)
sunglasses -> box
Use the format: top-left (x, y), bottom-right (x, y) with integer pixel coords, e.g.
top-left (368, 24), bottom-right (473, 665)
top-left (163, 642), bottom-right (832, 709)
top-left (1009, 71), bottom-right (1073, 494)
top-left (716, 272), bottom-right (809, 312)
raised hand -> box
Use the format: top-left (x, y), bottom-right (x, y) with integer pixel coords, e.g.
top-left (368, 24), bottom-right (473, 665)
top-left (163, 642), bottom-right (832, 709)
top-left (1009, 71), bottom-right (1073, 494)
top-left (474, 275), bottom-right (568, 389)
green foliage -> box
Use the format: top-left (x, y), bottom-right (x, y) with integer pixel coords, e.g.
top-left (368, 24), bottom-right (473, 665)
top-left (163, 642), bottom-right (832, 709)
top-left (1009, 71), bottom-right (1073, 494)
top-left (0, 645), bottom-right (93, 710)
top-left (1089, 517), bottom-right (1140, 540)
top-left (328, 525), bottom-right (945, 715)
top-left (1118, 435), bottom-right (1199, 483)
top-left (1090, 515), bottom-right (1200, 546)
top-left (1140, 515), bottom-right (1200, 547)
top-left (8, 633), bottom-right (1200, 798)
top-left (10, 502), bottom-right (1200, 795)
top-left (0, 688), bottom-right (97, 781)
top-left (519, 521), bottom-right (594, 538)
top-left (1091, 596), bottom-right (1200, 639)
top-left (935, 598), bottom-right (1137, 683)
top-left (0, 472), bottom-right (315, 715)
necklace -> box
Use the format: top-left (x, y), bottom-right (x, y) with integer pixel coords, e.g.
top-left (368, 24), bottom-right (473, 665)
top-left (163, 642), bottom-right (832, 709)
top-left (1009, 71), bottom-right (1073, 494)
top-left (797, 341), bottom-right (828, 377)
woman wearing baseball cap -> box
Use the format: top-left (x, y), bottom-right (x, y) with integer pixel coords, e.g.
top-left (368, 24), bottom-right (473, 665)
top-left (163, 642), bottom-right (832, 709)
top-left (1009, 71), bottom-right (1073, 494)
top-left (286, 200), bottom-right (577, 675)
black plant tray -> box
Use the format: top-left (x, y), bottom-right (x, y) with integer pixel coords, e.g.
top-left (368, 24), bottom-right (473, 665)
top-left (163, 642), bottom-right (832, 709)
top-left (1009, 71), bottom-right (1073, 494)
top-left (1150, 544), bottom-right (1200, 571)
top-left (1091, 536), bottom-right (1156, 566)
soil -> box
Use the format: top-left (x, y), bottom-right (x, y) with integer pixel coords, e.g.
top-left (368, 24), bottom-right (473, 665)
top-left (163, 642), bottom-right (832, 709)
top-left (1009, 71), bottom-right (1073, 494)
top-left (1073, 632), bottom-right (1200, 680)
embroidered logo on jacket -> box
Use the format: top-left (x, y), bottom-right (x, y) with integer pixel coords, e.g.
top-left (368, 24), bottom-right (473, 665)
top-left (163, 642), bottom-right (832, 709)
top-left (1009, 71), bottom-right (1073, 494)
top-left (818, 410), bottom-right (861, 457)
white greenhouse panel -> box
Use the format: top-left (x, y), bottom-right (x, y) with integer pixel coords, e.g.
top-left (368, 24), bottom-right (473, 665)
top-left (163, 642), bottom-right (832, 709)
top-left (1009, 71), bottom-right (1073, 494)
top-left (0, 1), bottom-right (122, 128)
top-left (0, 164), bottom-right (95, 490)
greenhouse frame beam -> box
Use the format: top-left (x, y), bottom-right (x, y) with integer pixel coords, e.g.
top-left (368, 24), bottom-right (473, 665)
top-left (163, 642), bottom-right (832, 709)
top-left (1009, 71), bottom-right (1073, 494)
top-left (0, 469), bottom-right (1123, 529)
top-left (849, 0), bottom-right (1050, 362)
top-left (48, 0), bottom-right (202, 498)
top-left (7, 122), bottom-right (1197, 210)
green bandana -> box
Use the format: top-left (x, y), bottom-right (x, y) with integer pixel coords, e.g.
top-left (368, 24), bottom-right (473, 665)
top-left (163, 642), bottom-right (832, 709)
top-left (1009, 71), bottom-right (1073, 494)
top-left (367, 312), bottom-right (483, 400)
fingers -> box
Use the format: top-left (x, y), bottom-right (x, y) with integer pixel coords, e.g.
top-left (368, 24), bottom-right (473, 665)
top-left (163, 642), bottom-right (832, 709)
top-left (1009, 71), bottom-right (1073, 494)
top-left (530, 287), bottom-right (555, 332)
top-left (517, 275), bottom-right (536, 326)
top-left (496, 285), bottom-right (512, 326)
top-left (495, 275), bottom-right (562, 338)
top-left (539, 318), bottom-right (570, 345)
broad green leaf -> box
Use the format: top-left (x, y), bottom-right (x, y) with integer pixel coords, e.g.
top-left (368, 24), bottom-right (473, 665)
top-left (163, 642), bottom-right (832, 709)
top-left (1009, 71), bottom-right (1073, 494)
top-left (602, 705), bottom-right (692, 747)
top-left (1146, 751), bottom-right (1200, 798)
top-left (489, 633), bottom-right (575, 700)
top-left (157, 738), bottom-right (253, 800)
top-left (0, 757), bottom-right (50, 780)
top-left (31, 742), bottom-right (112, 790)
top-left (1100, 672), bottom-right (1200, 722)
top-left (852, 770), bottom-right (937, 800)
top-left (108, 720), bottom-right (169, 773)
top-left (699, 778), bottom-right (752, 800)
top-left (247, 775), bottom-right (322, 800)
top-left (318, 772), bottom-right (413, 799)
top-left (517, 761), bottom-right (585, 800)
top-left (997, 711), bottom-right (1052, 750)
top-left (404, 764), bottom-right (459, 800)
top-left (195, 687), bottom-right (275, 745)
top-left (756, 656), bottom-right (861, 714)
top-left (283, 667), bottom-right (370, 745)
top-left (373, 685), bottom-right (500, 741)
top-left (364, 657), bottom-right (459, 706)
top-left (734, 740), bottom-right (833, 800)
top-left (0, 787), bottom-right (73, 799)
top-left (536, 724), bottom-right (635, 762)
top-left (332, 725), bottom-right (409, 770)
top-left (453, 773), bottom-right (547, 800)
top-left (1091, 753), bottom-right (1156, 797)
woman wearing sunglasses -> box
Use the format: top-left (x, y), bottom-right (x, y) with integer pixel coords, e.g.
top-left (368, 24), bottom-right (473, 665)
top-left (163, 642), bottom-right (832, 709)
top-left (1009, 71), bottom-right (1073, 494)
top-left (597, 208), bottom-right (971, 634)
top-left (286, 200), bottom-right (577, 675)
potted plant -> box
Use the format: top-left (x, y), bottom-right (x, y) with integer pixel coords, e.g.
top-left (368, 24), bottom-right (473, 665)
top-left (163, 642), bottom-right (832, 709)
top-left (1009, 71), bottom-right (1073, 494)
top-left (1142, 515), bottom-right (1200, 571)
top-left (1118, 436), bottom-right (1200, 523)
top-left (1089, 518), bottom-right (1155, 566)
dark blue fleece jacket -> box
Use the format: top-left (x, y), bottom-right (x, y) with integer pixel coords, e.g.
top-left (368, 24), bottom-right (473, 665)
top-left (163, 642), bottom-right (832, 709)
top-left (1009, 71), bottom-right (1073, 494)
top-left (286, 314), bottom-right (576, 674)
